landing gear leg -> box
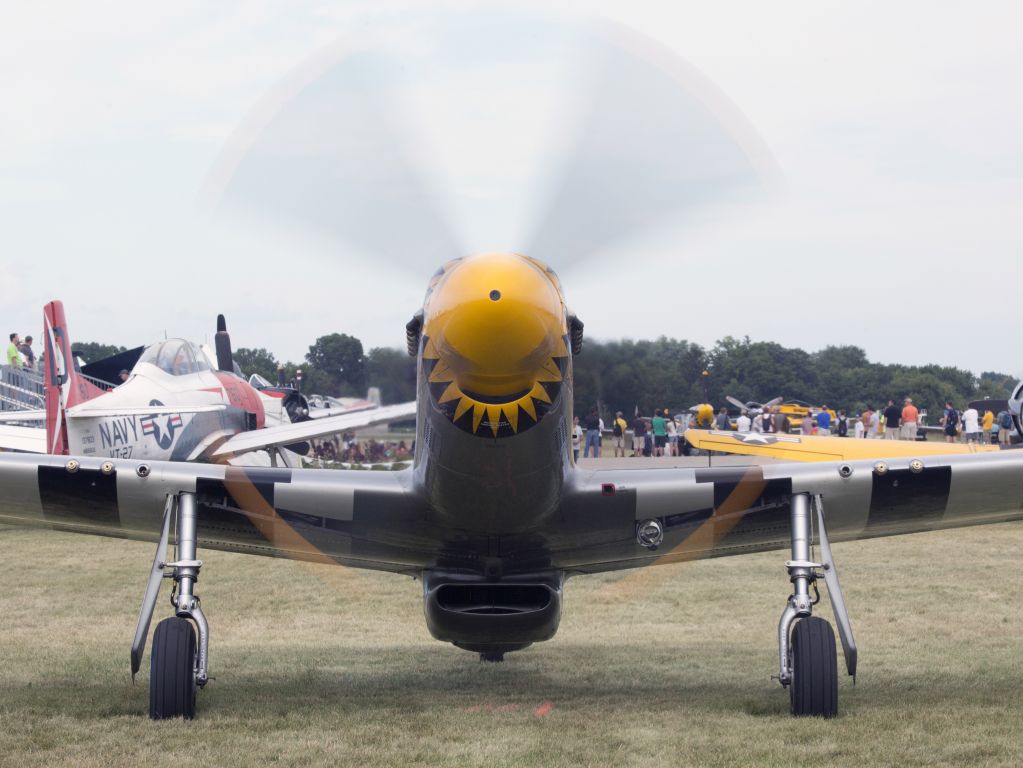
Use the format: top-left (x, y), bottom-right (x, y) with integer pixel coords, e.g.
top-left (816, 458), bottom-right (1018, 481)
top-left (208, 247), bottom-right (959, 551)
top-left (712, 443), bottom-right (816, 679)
top-left (131, 492), bottom-right (210, 719)
top-left (775, 493), bottom-right (856, 717)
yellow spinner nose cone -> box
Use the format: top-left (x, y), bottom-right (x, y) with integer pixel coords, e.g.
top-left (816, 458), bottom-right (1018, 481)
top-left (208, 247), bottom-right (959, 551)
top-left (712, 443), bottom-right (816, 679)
top-left (425, 253), bottom-right (565, 397)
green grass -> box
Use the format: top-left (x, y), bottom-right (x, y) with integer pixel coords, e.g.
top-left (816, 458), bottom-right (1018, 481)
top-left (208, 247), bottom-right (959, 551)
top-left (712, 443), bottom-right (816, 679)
top-left (1, 522), bottom-right (1022, 767)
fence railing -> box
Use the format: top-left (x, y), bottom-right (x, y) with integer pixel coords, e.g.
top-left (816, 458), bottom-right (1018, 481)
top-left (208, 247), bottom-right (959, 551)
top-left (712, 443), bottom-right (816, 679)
top-left (0, 365), bottom-right (45, 413)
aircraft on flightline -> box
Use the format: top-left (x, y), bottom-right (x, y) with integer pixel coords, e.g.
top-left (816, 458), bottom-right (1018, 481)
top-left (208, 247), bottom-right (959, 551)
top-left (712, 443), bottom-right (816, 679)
top-left (2, 253), bottom-right (1023, 720)
top-left (0, 301), bottom-right (415, 465)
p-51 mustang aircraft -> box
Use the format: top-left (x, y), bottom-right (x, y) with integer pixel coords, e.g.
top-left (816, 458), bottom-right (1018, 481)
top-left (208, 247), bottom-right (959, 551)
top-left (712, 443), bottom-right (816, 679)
top-left (0, 301), bottom-right (415, 465)
top-left (2, 253), bottom-right (1023, 721)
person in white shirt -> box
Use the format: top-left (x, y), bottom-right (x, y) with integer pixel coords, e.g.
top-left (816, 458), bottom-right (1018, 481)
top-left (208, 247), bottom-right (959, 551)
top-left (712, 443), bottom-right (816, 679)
top-left (571, 416), bottom-right (583, 461)
top-left (961, 407), bottom-right (981, 445)
top-left (868, 410), bottom-right (880, 438)
top-left (736, 410), bottom-right (752, 433)
top-left (665, 416), bottom-right (678, 456)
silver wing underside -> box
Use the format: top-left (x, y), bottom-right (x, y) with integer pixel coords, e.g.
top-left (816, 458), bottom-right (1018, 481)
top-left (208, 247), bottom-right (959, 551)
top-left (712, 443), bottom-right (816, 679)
top-left (0, 449), bottom-right (1022, 575)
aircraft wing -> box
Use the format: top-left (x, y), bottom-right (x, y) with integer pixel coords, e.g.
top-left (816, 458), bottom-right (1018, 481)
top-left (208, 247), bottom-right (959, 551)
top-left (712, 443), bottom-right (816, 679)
top-left (212, 402), bottom-right (417, 459)
top-left (545, 449), bottom-right (1023, 576)
top-left (682, 429), bottom-right (1000, 462)
top-left (0, 423), bottom-right (46, 453)
top-left (307, 401), bottom-right (377, 419)
top-left (0, 452), bottom-right (430, 573)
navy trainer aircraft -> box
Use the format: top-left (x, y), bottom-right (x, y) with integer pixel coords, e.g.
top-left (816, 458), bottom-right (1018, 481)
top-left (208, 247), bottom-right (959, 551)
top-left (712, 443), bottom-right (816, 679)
top-left (0, 301), bottom-right (414, 465)
top-left (2, 253), bottom-right (1023, 720)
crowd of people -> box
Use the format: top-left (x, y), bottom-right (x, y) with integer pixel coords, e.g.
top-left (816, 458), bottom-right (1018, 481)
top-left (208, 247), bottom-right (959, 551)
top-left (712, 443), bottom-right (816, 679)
top-left (571, 397), bottom-right (1017, 460)
top-left (5, 333), bottom-right (36, 370)
top-left (312, 432), bottom-right (412, 464)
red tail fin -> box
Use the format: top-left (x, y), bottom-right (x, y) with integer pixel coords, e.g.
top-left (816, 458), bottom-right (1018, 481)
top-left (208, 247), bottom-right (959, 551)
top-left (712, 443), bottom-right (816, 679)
top-left (43, 301), bottom-right (107, 455)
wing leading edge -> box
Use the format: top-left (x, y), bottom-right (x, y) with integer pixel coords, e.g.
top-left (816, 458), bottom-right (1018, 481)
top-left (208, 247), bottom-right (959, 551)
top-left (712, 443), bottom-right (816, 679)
top-left (211, 401), bottom-right (417, 459)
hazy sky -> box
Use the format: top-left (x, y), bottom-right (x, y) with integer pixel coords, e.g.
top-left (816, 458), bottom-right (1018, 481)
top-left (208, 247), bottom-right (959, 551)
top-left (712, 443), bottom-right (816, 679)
top-left (2, 2), bottom-right (1020, 381)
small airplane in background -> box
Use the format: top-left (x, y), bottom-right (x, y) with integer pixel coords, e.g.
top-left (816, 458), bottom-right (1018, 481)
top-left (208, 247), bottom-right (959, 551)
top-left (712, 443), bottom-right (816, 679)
top-left (0, 301), bottom-right (414, 465)
top-left (725, 395), bottom-right (783, 418)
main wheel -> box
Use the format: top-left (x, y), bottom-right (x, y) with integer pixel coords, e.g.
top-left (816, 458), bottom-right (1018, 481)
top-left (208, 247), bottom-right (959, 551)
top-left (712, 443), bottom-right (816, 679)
top-left (479, 651), bottom-right (505, 663)
top-left (789, 616), bottom-right (838, 718)
top-left (150, 617), bottom-right (197, 719)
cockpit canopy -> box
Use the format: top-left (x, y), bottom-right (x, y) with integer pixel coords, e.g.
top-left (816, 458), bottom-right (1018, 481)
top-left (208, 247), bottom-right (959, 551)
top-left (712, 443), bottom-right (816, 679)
top-left (135, 339), bottom-right (211, 377)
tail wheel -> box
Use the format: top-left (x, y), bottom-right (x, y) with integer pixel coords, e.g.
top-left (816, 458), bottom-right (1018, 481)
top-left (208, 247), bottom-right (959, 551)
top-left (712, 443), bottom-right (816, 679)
top-left (150, 617), bottom-right (197, 720)
top-left (789, 616), bottom-right (838, 718)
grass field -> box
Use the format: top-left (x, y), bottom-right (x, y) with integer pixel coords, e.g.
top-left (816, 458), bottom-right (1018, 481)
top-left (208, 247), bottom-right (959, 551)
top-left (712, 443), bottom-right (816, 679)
top-left (2, 521), bottom-right (1022, 768)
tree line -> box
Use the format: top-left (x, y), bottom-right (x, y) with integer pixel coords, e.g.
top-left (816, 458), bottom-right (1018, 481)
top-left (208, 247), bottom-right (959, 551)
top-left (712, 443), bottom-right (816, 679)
top-left (75, 334), bottom-right (1016, 420)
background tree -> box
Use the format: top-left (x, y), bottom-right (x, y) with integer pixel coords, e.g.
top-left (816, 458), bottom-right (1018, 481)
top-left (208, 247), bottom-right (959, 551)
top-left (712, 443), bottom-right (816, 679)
top-left (366, 347), bottom-right (417, 404)
top-left (233, 347), bottom-right (278, 382)
top-left (305, 334), bottom-right (367, 396)
top-left (71, 342), bottom-right (128, 363)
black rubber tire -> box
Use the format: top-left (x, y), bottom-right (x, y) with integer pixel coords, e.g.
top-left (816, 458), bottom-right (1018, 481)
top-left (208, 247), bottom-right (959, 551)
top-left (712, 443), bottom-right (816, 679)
top-left (150, 617), bottom-right (197, 720)
top-left (789, 616), bottom-right (838, 718)
top-left (479, 651), bottom-right (505, 663)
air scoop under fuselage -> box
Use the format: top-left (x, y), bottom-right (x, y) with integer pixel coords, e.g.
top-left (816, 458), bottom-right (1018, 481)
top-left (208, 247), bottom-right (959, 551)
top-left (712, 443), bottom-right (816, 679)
top-left (412, 253), bottom-right (575, 534)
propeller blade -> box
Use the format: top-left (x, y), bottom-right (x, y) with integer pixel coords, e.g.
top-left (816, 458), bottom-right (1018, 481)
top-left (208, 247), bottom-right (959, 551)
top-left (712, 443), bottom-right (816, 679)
top-left (726, 396), bottom-right (747, 412)
top-left (763, 396), bottom-right (784, 409)
top-left (525, 21), bottom-right (777, 271)
top-left (214, 314), bottom-right (234, 373)
top-left (203, 43), bottom-right (462, 275)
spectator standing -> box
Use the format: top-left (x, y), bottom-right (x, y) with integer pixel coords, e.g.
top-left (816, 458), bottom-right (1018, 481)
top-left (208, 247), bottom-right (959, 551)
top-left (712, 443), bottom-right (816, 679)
top-left (941, 401), bottom-right (959, 443)
top-left (752, 411), bottom-right (764, 433)
top-left (961, 405), bottom-right (981, 445)
top-left (17, 335), bottom-right (35, 370)
top-left (714, 407), bottom-right (731, 431)
top-left (571, 416), bottom-right (583, 462)
top-left (612, 411), bottom-right (628, 457)
top-left (883, 399), bottom-right (901, 440)
top-left (775, 409), bottom-right (790, 434)
top-left (583, 408), bottom-right (602, 458)
top-left (901, 398), bottom-right (919, 441)
top-left (816, 407), bottom-right (832, 436)
top-left (860, 406), bottom-right (873, 438)
top-left (631, 413), bottom-right (648, 457)
top-left (6, 333), bottom-right (22, 368)
top-left (762, 407), bottom-right (775, 433)
top-left (853, 411), bottom-right (864, 438)
top-left (665, 413), bottom-right (678, 456)
top-left (982, 409), bottom-right (994, 444)
top-left (836, 410), bottom-right (848, 437)
top-left (651, 409), bottom-right (667, 456)
top-left (998, 410), bottom-right (1013, 445)
top-left (736, 409), bottom-right (751, 433)
top-left (868, 407), bottom-right (880, 439)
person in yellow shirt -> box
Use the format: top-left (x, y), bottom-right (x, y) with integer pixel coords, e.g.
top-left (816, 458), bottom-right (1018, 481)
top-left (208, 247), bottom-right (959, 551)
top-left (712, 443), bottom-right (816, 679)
top-left (612, 411), bottom-right (629, 457)
top-left (982, 409), bottom-right (994, 444)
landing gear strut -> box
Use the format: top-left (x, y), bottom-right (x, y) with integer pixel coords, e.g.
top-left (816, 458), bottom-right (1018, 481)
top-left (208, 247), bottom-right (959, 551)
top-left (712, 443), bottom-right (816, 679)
top-left (131, 492), bottom-right (210, 719)
top-left (776, 493), bottom-right (856, 717)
